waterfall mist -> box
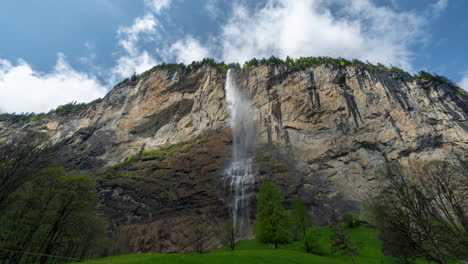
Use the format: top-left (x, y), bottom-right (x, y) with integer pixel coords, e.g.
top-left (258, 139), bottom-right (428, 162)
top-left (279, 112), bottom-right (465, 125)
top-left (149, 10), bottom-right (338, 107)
top-left (224, 69), bottom-right (256, 234)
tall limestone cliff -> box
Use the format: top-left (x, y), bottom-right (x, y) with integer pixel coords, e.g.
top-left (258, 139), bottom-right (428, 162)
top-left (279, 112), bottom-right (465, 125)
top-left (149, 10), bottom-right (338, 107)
top-left (1, 63), bottom-right (467, 253)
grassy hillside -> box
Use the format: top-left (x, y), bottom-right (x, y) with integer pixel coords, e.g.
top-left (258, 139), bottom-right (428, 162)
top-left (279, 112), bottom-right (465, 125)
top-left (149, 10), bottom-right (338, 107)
top-left (78, 226), bottom-right (400, 264)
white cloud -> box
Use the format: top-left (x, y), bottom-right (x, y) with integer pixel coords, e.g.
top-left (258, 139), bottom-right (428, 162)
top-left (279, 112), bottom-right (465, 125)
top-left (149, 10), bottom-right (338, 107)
top-left (110, 0), bottom-right (174, 82)
top-left (205, 0), bottom-right (224, 19)
top-left (111, 14), bottom-right (159, 83)
top-left (168, 36), bottom-right (211, 64)
top-left (112, 51), bottom-right (157, 82)
top-left (0, 54), bottom-right (107, 113)
top-left (144, 0), bottom-right (172, 14)
top-left (459, 71), bottom-right (468, 92)
top-left (117, 14), bottom-right (157, 55)
top-left (431, 0), bottom-right (448, 17)
top-left (220, 0), bottom-right (426, 70)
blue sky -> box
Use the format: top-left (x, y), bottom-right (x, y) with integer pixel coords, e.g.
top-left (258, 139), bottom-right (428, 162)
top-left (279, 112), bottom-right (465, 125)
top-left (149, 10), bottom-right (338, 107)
top-left (1, 0), bottom-right (467, 113)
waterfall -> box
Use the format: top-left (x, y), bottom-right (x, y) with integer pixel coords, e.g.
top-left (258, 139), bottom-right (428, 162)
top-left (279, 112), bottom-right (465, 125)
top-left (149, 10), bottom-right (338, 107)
top-left (224, 69), bottom-right (256, 233)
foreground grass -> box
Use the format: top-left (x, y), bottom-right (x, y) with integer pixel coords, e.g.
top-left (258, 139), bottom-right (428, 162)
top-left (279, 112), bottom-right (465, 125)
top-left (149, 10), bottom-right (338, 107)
top-left (77, 226), bottom-right (400, 264)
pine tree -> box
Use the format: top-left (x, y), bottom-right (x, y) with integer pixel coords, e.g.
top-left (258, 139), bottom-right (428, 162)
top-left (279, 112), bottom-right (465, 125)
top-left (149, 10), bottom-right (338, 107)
top-left (255, 181), bottom-right (292, 248)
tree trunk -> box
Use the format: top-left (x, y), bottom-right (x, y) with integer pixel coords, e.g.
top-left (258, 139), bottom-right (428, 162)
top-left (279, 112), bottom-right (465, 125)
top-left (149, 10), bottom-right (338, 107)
top-left (437, 255), bottom-right (447, 264)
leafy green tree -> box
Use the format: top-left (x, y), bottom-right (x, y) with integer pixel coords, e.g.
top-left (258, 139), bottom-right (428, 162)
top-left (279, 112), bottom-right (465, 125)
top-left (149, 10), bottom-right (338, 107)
top-left (290, 197), bottom-right (314, 241)
top-left (255, 181), bottom-right (292, 248)
top-left (0, 167), bottom-right (108, 263)
top-left (0, 131), bottom-right (50, 210)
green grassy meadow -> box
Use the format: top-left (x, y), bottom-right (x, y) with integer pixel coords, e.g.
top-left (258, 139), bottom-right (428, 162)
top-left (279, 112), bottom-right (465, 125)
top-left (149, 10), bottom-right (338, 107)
top-left (78, 226), bottom-right (402, 264)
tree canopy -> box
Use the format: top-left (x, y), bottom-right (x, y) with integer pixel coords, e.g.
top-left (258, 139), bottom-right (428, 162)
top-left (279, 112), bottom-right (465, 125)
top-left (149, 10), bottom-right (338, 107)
top-left (255, 181), bottom-right (292, 248)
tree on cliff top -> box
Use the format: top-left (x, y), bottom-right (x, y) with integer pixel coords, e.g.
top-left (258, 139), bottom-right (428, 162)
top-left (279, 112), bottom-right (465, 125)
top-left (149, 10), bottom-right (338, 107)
top-left (255, 181), bottom-right (292, 248)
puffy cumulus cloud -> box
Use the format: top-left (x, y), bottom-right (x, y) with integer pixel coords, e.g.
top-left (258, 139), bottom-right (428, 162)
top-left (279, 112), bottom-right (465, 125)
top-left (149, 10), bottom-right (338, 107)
top-left (0, 54), bottom-right (106, 113)
top-left (111, 14), bottom-right (159, 83)
top-left (110, 0), bottom-right (175, 83)
top-left (118, 0), bottom-right (173, 52)
top-left (167, 36), bottom-right (211, 64)
top-left (117, 14), bottom-right (157, 55)
top-left (220, 0), bottom-right (426, 70)
top-left (144, 0), bottom-right (172, 14)
top-left (111, 51), bottom-right (157, 82)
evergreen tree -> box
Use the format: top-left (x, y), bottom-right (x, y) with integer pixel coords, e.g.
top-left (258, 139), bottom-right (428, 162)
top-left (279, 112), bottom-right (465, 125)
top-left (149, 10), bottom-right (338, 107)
top-left (255, 181), bottom-right (292, 248)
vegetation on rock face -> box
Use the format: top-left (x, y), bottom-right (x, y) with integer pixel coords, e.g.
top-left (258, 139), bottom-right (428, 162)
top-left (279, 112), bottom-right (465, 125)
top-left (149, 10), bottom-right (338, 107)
top-left (110, 134), bottom-right (209, 171)
top-left (0, 98), bottom-right (103, 124)
top-left (117, 56), bottom-right (466, 99)
top-left (0, 112), bottom-right (47, 124)
top-left (133, 58), bottom-right (240, 83)
top-left (415, 71), bottom-right (467, 96)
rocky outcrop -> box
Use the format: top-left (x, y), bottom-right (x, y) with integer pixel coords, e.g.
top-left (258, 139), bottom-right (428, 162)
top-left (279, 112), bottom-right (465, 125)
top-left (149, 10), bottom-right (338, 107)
top-left (97, 129), bottom-right (231, 253)
top-left (236, 66), bottom-right (467, 208)
top-left (1, 63), bottom-right (467, 253)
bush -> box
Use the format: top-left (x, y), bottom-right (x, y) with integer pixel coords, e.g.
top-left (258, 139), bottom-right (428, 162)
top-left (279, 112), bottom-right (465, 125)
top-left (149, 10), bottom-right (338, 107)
top-left (341, 213), bottom-right (361, 228)
top-left (304, 228), bottom-right (327, 255)
top-left (142, 149), bottom-right (171, 157)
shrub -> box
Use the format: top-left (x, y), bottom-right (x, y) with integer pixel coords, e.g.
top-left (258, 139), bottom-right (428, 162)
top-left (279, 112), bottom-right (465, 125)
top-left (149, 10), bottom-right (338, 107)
top-left (304, 228), bottom-right (327, 255)
top-left (142, 150), bottom-right (171, 157)
top-left (341, 213), bottom-right (361, 228)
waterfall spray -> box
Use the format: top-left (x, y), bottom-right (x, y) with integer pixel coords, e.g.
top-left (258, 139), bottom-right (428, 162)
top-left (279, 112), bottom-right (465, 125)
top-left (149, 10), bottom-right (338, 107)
top-left (224, 69), bottom-right (256, 234)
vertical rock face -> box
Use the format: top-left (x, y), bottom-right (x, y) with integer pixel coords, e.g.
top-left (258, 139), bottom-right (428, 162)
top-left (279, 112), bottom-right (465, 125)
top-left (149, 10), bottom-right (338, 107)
top-left (236, 65), bottom-right (467, 211)
top-left (2, 65), bottom-right (230, 169)
top-left (1, 63), bottom-right (467, 252)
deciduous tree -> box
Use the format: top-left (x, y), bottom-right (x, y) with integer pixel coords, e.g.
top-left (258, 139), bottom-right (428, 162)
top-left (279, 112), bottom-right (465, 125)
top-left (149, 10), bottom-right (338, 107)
top-left (255, 181), bottom-right (292, 248)
top-left (290, 197), bottom-right (313, 241)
